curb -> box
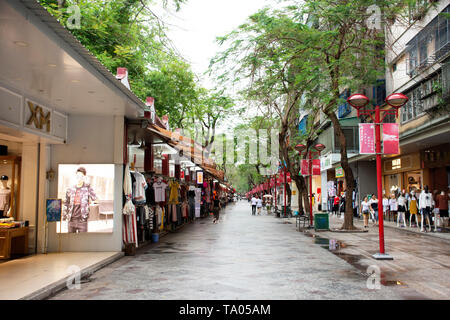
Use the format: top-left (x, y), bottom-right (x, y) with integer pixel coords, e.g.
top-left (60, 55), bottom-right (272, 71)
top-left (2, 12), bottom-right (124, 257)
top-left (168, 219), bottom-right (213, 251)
top-left (20, 252), bottom-right (125, 300)
top-left (382, 223), bottom-right (450, 243)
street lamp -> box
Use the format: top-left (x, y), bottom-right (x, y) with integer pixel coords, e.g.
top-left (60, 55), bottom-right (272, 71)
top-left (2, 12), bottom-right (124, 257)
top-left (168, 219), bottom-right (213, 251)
top-left (347, 92), bottom-right (408, 260)
top-left (296, 143), bottom-right (325, 227)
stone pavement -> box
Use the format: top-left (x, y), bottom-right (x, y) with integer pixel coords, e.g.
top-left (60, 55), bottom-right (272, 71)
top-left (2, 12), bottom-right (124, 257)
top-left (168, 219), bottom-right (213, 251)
top-left (296, 213), bottom-right (450, 300)
top-left (49, 201), bottom-right (447, 300)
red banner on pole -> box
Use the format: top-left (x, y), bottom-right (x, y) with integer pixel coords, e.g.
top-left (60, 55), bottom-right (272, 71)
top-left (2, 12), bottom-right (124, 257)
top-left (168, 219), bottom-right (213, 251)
top-left (312, 159), bottom-right (321, 176)
top-left (359, 123), bottom-right (375, 154)
top-left (383, 123), bottom-right (400, 155)
top-left (301, 160), bottom-right (310, 176)
top-left (286, 172), bottom-right (291, 183)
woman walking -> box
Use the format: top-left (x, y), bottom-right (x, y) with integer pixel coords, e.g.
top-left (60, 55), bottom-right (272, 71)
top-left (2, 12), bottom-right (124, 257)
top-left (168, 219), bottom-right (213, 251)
top-left (256, 197), bottom-right (263, 215)
top-left (212, 192), bottom-right (221, 224)
top-left (369, 195), bottom-right (379, 225)
top-left (361, 196), bottom-right (371, 229)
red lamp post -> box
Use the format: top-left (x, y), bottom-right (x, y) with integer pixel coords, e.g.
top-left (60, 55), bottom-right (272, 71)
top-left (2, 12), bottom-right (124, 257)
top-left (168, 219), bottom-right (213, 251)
top-left (296, 143), bottom-right (325, 227)
top-left (347, 92), bottom-right (408, 260)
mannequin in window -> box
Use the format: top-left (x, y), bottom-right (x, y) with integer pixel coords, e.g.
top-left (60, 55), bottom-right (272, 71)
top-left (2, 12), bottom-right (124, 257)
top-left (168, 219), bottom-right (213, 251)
top-left (408, 190), bottom-right (419, 228)
top-left (0, 175), bottom-right (11, 218)
top-left (419, 186), bottom-right (432, 232)
top-left (63, 167), bottom-right (97, 233)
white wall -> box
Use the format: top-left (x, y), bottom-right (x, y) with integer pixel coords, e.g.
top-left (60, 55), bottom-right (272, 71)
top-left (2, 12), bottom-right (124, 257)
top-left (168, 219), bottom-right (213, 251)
top-left (385, 1), bottom-right (449, 93)
top-left (47, 115), bottom-right (124, 252)
top-left (20, 143), bottom-right (39, 253)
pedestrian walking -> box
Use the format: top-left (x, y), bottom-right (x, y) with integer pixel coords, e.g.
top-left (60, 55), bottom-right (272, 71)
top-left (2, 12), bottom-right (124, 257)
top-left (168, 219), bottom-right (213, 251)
top-left (361, 196), bottom-right (371, 229)
top-left (369, 195), bottom-right (379, 225)
top-left (251, 195), bottom-right (257, 215)
top-left (397, 192), bottom-right (407, 228)
top-left (256, 197), bottom-right (263, 215)
top-left (333, 195), bottom-right (340, 216)
top-left (382, 193), bottom-right (389, 222)
top-left (212, 192), bottom-right (221, 224)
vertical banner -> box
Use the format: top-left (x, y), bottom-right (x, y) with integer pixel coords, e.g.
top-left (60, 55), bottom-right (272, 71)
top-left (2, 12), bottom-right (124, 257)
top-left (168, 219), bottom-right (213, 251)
top-left (312, 159), bottom-right (321, 176)
top-left (359, 123), bottom-right (376, 154)
top-left (383, 123), bottom-right (400, 154)
top-left (197, 171), bottom-right (204, 184)
top-left (286, 172), bottom-right (292, 183)
top-left (300, 160), bottom-right (310, 176)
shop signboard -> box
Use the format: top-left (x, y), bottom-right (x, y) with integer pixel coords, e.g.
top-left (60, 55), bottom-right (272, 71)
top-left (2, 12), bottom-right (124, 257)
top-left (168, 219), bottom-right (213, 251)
top-left (312, 159), bottom-right (321, 176)
top-left (335, 166), bottom-right (344, 178)
top-left (197, 171), bottom-right (204, 184)
top-left (300, 159), bottom-right (310, 176)
top-left (57, 164), bottom-right (115, 234)
top-left (359, 123), bottom-right (375, 154)
top-left (383, 123), bottom-right (400, 155)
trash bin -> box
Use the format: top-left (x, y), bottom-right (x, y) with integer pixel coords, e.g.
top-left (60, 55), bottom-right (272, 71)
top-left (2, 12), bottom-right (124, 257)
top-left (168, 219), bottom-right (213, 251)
top-left (314, 213), bottom-right (329, 231)
top-left (151, 233), bottom-right (160, 243)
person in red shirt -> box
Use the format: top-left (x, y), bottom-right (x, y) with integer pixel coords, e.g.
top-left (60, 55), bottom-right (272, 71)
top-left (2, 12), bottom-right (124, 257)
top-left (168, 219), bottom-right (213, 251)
top-left (333, 195), bottom-right (340, 216)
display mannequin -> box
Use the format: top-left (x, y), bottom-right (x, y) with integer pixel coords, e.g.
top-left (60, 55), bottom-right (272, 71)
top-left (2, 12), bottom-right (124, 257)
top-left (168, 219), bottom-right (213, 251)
top-left (419, 186), bottom-right (432, 232)
top-left (408, 191), bottom-right (419, 228)
top-left (436, 191), bottom-right (449, 229)
top-left (63, 167), bottom-right (97, 233)
top-left (0, 175), bottom-right (11, 218)
top-left (397, 192), bottom-right (407, 228)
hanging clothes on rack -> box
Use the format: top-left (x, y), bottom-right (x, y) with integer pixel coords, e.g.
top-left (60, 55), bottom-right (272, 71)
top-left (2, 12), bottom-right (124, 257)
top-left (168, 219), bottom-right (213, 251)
top-left (168, 180), bottom-right (180, 205)
top-left (123, 165), bottom-right (138, 247)
top-left (195, 187), bottom-right (201, 218)
top-left (153, 178), bottom-right (168, 203)
top-left (188, 186), bottom-right (196, 219)
top-left (132, 171), bottom-right (147, 204)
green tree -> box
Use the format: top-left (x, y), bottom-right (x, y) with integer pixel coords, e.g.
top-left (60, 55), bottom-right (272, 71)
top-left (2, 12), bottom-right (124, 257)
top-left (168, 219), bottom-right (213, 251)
top-left (211, 0), bottom-right (408, 229)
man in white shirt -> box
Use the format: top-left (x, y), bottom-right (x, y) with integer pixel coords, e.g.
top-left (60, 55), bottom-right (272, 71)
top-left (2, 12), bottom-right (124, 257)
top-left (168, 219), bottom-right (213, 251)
top-left (256, 197), bottom-right (263, 215)
top-left (251, 196), bottom-right (257, 215)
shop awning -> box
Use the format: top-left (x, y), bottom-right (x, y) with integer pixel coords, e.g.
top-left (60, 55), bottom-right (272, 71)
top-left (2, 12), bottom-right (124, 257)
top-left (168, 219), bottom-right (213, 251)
top-left (147, 123), bottom-right (225, 182)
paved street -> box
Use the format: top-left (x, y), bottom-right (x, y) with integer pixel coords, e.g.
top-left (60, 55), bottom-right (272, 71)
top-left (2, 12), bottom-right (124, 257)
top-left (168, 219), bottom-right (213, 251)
top-left (49, 201), bottom-right (448, 300)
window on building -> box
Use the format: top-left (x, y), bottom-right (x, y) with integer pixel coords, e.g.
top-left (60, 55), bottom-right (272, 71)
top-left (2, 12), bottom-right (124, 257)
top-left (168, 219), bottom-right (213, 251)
top-left (435, 5), bottom-right (449, 58)
top-left (383, 113), bottom-right (396, 124)
top-left (374, 80), bottom-right (386, 106)
top-left (401, 73), bottom-right (441, 123)
top-left (334, 127), bottom-right (359, 153)
top-left (392, 63), bottom-right (397, 72)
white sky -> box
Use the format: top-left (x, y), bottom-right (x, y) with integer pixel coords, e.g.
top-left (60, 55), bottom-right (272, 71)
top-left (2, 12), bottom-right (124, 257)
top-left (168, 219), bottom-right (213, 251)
top-left (153, 0), bottom-right (273, 89)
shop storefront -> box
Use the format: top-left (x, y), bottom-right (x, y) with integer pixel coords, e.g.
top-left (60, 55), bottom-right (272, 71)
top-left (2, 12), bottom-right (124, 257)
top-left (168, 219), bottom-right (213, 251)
top-left (0, 0), bottom-right (150, 258)
top-left (122, 118), bottom-right (225, 247)
top-left (422, 143), bottom-right (450, 193)
top-left (382, 152), bottom-right (423, 195)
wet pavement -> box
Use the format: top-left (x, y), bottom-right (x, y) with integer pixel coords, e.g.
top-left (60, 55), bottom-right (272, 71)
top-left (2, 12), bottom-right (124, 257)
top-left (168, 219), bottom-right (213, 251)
top-left (49, 201), bottom-right (448, 300)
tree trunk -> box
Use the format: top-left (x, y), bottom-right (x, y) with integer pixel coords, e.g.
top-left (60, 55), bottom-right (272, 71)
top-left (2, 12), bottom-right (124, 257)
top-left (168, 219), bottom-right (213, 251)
top-left (293, 177), bottom-right (304, 215)
top-left (325, 111), bottom-right (357, 230)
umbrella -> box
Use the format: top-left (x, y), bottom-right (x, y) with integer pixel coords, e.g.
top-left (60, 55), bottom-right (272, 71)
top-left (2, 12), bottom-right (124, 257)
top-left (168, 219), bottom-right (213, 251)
top-left (263, 194), bottom-right (273, 198)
